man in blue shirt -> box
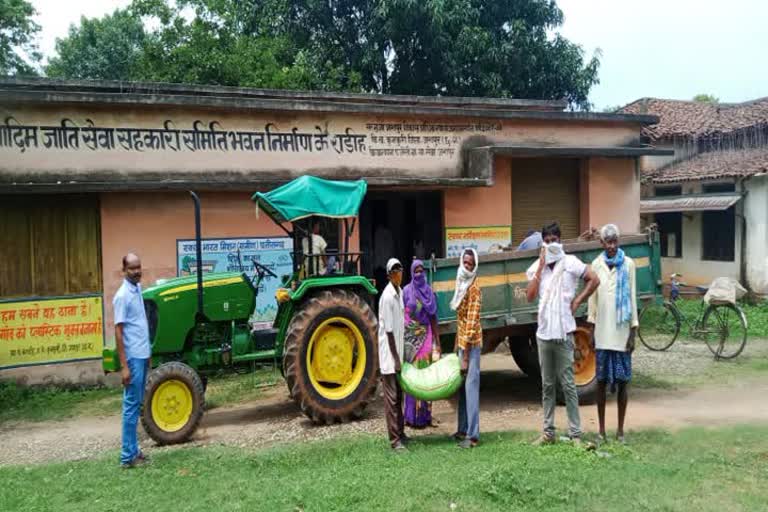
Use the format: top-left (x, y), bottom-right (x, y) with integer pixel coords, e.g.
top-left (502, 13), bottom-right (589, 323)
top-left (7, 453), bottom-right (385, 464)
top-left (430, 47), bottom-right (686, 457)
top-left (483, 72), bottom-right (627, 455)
top-left (113, 253), bottom-right (152, 468)
top-left (517, 229), bottom-right (543, 252)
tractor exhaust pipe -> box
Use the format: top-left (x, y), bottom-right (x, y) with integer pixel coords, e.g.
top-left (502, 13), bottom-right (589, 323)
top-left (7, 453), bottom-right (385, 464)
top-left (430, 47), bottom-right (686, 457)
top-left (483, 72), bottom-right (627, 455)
top-left (190, 191), bottom-right (205, 320)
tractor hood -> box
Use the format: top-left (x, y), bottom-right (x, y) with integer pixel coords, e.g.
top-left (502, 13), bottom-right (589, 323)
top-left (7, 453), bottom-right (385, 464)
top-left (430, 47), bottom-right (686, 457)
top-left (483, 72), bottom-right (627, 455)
top-left (142, 272), bottom-right (247, 300)
top-left (251, 175), bottom-right (367, 224)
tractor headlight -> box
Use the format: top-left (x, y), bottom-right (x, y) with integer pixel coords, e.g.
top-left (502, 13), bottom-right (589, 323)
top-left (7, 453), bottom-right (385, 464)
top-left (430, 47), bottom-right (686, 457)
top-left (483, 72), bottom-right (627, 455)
top-left (275, 288), bottom-right (291, 304)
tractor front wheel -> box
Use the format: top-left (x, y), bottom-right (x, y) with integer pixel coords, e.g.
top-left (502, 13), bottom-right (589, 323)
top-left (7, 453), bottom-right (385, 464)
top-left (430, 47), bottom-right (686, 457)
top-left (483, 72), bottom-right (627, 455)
top-left (142, 362), bottom-right (205, 445)
top-left (283, 289), bottom-right (378, 424)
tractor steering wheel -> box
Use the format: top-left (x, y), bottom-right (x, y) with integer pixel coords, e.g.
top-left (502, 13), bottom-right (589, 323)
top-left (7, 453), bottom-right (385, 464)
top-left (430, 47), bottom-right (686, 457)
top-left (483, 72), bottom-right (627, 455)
top-left (251, 258), bottom-right (278, 278)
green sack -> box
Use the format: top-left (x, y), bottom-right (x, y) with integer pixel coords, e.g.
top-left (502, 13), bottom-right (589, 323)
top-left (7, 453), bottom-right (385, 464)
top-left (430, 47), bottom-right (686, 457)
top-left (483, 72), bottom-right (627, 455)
top-left (397, 353), bottom-right (463, 401)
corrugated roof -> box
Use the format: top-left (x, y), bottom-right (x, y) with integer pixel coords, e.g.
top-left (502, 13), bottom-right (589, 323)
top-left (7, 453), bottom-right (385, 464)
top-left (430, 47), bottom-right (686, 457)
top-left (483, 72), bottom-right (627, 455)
top-left (646, 148), bottom-right (768, 183)
top-left (640, 193), bottom-right (742, 213)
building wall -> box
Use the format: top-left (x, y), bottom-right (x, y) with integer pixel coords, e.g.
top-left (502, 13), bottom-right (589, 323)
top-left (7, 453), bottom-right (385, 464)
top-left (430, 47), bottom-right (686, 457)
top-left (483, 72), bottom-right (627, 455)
top-left (100, 191), bottom-right (285, 338)
top-left (647, 177), bottom-right (768, 293)
top-left (1, 104), bottom-right (642, 185)
top-left (639, 140), bottom-right (697, 173)
top-left (580, 157), bottom-right (640, 234)
top-left (444, 156), bottom-right (512, 229)
top-left (744, 175), bottom-right (768, 295)
top-left (659, 211), bottom-right (742, 287)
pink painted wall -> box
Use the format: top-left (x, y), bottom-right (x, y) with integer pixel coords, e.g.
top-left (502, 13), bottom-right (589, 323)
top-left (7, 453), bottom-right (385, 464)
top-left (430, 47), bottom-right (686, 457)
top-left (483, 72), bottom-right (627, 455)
top-left (444, 156), bottom-right (512, 228)
top-left (100, 191), bottom-right (285, 336)
top-left (581, 158), bottom-right (640, 234)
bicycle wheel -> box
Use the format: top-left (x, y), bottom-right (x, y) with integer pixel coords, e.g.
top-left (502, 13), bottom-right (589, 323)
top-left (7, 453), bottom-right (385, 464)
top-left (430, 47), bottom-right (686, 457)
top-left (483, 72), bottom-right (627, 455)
top-left (638, 300), bottom-right (680, 351)
top-left (701, 303), bottom-right (748, 359)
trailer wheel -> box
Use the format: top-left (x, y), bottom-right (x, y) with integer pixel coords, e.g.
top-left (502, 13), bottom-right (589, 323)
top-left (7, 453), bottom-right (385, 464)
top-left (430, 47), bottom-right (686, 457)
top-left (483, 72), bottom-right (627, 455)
top-left (142, 362), bottom-right (205, 445)
top-left (509, 334), bottom-right (540, 377)
top-left (512, 329), bottom-right (597, 405)
top-left (570, 326), bottom-right (597, 405)
top-left (283, 289), bottom-right (378, 424)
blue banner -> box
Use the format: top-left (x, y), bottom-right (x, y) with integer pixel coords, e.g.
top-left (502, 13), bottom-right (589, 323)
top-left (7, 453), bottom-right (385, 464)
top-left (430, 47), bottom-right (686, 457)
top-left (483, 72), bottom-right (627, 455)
top-left (176, 237), bottom-right (294, 323)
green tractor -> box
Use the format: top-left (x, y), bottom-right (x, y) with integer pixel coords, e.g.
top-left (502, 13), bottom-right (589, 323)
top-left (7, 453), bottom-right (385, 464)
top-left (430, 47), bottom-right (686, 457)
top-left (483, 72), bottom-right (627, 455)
top-left (103, 176), bottom-right (379, 444)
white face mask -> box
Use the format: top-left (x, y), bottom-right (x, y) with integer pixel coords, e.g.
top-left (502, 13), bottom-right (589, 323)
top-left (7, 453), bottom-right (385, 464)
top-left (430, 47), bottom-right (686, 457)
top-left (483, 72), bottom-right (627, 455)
top-left (544, 242), bottom-right (565, 265)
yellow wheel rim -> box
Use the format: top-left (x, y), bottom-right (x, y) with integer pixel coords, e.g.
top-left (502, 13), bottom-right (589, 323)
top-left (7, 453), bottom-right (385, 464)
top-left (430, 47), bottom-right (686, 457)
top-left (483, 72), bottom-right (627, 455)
top-left (150, 379), bottom-right (194, 432)
top-left (573, 329), bottom-right (596, 386)
top-left (306, 317), bottom-right (367, 400)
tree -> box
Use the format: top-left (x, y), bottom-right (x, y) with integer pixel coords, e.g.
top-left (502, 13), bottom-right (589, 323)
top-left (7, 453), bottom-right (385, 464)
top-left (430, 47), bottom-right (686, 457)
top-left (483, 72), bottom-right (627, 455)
top-left (47, 0), bottom-right (600, 109)
top-left (0, 0), bottom-right (40, 75)
top-left (693, 93), bottom-right (719, 104)
top-left (46, 9), bottom-right (147, 80)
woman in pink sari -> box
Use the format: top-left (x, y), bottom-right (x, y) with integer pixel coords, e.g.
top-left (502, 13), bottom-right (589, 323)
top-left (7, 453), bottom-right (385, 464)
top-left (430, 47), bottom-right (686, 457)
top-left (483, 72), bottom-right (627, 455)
top-left (403, 259), bottom-right (441, 428)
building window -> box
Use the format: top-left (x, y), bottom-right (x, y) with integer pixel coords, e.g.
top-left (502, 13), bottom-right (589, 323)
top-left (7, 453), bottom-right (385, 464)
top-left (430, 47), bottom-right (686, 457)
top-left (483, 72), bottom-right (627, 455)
top-left (702, 183), bottom-right (736, 262)
top-left (654, 186), bottom-right (682, 258)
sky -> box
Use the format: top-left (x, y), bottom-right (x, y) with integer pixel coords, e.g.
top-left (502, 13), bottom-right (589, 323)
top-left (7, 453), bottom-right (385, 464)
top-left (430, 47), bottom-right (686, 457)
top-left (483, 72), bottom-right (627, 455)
top-left (30, 0), bottom-right (768, 110)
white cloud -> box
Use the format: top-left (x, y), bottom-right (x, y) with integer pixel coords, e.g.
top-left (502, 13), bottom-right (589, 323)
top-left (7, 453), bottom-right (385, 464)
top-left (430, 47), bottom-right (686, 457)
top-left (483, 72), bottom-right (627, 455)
top-left (557, 0), bottom-right (768, 108)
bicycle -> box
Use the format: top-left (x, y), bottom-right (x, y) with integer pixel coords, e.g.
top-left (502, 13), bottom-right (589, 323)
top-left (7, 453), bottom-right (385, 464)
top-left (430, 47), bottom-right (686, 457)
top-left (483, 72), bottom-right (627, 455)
top-left (638, 274), bottom-right (748, 359)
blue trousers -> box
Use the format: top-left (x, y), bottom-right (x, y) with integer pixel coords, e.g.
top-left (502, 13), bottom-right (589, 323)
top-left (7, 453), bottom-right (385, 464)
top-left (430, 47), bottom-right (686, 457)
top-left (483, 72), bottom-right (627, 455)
top-left (457, 345), bottom-right (481, 441)
top-left (121, 358), bottom-right (148, 464)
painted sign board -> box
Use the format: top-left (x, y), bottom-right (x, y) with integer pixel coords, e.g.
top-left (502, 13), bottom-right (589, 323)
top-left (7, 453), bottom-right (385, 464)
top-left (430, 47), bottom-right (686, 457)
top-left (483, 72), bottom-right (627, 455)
top-left (445, 226), bottom-right (512, 258)
top-left (176, 237), bottom-right (293, 323)
top-left (0, 295), bottom-right (104, 369)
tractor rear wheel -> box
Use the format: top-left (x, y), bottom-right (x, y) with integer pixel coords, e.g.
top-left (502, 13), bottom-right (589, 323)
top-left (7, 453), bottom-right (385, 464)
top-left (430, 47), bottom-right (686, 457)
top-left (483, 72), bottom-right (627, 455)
top-left (283, 289), bottom-right (378, 424)
top-left (141, 362), bottom-right (205, 445)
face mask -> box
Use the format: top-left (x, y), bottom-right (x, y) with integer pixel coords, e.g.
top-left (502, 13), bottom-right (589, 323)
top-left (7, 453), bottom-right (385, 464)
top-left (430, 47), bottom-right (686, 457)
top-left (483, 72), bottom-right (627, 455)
top-left (544, 242), bottom-right (565, 265)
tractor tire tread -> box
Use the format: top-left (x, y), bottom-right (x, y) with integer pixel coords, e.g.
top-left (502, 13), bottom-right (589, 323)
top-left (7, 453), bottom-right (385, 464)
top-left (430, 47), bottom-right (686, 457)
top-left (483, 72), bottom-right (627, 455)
top-left (283, 289), bottom-right (378, 425)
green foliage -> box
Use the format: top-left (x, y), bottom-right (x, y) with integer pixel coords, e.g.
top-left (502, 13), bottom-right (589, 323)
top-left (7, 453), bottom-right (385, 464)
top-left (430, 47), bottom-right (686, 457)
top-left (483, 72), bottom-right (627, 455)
top-left (2, 426), bottom-right (768, 510)
top-left (0, 0), bottom-right (40, 75)
top-left (46, 9), bottom-right (147, 81)
top-left (45, 0), bottom-right (600, 108)
top-left (693, 93), bottom-right (720, 104)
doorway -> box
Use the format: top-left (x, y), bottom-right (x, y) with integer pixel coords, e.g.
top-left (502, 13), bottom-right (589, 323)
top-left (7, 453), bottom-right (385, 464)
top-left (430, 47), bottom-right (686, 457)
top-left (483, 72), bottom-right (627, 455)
top-left (359, 191), bottom-right (444, 294)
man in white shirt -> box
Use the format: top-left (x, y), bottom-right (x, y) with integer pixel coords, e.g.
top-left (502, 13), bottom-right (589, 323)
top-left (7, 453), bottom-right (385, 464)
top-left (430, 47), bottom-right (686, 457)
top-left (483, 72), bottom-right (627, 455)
top-left (526, 222), bottom-right (599, 445)
top-left (301, 219), bottom-right (328, 276)
top-left (378, 258), bottom-right (407, 451)
top-left (587, 224), bottom-right (638, 444)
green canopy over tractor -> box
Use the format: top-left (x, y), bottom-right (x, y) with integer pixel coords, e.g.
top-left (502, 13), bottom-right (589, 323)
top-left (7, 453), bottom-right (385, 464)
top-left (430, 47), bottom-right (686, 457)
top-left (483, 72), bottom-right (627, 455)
top-left (252, 175), bottom-right (367, 223)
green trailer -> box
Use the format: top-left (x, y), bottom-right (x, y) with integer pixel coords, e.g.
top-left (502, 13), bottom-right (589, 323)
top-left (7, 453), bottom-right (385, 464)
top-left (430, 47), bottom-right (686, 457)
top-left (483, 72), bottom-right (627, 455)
top-left (430, 231), bottom-right (662, 402)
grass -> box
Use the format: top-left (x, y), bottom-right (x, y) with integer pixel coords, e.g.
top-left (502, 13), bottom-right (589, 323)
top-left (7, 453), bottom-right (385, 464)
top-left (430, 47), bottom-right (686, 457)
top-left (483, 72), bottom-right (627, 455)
top-left (1, 426), bottom-right (767, 511)
top-left (672, 298), bottom-right (768, 338)
top-left (0, 366), bottom-right (280, 425)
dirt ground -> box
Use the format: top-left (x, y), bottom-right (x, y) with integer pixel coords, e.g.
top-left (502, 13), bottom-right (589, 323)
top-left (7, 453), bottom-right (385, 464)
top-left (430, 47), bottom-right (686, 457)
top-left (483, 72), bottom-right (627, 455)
top-left (2, 347), bottom-right (767, 466)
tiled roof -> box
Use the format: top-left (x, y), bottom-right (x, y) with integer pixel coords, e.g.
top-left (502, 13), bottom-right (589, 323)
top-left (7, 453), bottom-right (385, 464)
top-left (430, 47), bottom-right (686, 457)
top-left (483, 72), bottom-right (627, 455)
top-left (620, 97), bottom-right (768, 140)
top-left (647, 148), bottom-right (768, 183)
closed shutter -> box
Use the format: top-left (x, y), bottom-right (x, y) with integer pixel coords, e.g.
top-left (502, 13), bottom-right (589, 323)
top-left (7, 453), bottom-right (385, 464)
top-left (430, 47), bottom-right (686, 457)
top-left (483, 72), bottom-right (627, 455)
top-left (511, 158), bottom-right (580, 244)
top-left (0, 195), bottom-right (102, 298)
